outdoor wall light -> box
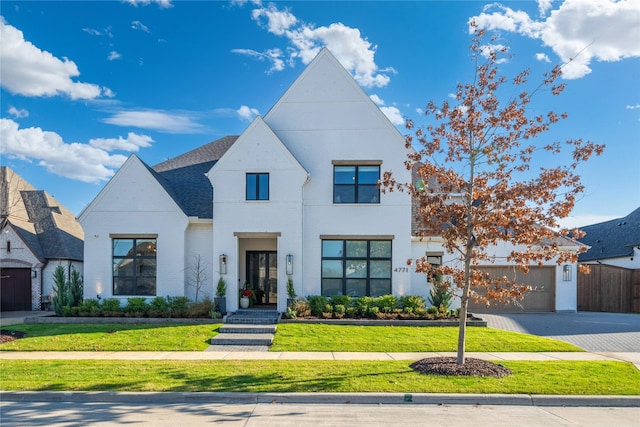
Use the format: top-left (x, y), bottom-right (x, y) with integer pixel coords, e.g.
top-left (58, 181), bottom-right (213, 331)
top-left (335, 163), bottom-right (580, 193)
top-left (32, 269), bottom-right (37, 279)
top-left (219, 254), bottom-right (227, 275)
top-left (286, 254), bottom-right (293, 275)
top-left (563, 265), bottom-right (571, 281)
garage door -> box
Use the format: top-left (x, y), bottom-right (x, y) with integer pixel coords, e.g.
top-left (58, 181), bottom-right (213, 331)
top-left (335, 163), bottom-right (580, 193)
top-left (467, 266), bottom-right (555, 313)
top-left (0, 268), bottom-right (32, 311)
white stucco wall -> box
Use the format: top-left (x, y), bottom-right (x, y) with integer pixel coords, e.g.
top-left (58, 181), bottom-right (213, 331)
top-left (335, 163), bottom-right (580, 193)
top-left (185, 220), bottom-right (214, 302)
top-left (79, 156), bottom-right (189, 303)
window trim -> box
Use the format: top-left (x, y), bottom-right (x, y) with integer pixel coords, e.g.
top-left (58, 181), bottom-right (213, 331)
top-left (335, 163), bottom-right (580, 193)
top-left (333, 164), bottom-right (381, 204)
top-left (321, 239), bottom-right (392, 297)
top-left (112, 237), bottom-right (157, 296)
top-left (246, 172), bottom-right (269, 201)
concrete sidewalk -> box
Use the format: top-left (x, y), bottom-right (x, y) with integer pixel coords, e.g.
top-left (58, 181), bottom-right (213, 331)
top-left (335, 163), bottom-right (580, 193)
top-left (1, 350), bottom-right (639, 365)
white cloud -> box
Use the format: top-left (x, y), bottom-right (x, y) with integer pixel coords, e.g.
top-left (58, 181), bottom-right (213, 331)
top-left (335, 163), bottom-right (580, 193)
top-left (108, 51), bottom-right (122, 61)
top-left (369, 94), bottom-right (384, 105)
top-left (102, 109), bottom-right (205, 133)
top-left (625, 104), bottom-right (640, 110)
top-left (234, 3), bottom-right (391, 88)
top-left (479, 43), bottom-right (509, 63)
top-left (536, 52), bottom-right (551, 62)
top-left (0, 18), bottom-right (110, 99)
top-left (537, 0), bottom-right (554, 17)
top-left (124, 0), bottom-right (172, 8)
top-left (82, 26), bottom-right (113, 38)
top-left (131, 21), bottom-right (150, 33)
top-left (7, 106), bottom-right (28, 118)
top-left (380, 106), bottom-right (404, 126)
top-left (237, 105), bottom-right (260, 121)
top-left (470, 0), bottom-right (640, 79)
top-left (231, 48), bottom-right (285, 73)
top-left (0, 118), bottom-right (129, 183)
top-left (89, 132), bottom-right (153, 152)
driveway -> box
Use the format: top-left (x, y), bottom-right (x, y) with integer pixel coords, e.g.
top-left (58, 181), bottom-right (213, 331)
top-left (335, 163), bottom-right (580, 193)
top-left (477, 311), bottom-right (640, 352)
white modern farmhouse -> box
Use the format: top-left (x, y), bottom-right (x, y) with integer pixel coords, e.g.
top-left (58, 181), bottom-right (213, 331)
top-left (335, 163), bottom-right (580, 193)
top-left (79, 48), bottom-right (581, 313)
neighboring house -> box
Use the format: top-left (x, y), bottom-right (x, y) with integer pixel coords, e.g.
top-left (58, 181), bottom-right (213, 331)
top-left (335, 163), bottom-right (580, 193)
top-left (577, 208), bottom-right (640, 269)
top-left (0, 167), bottom-right (84, 311)
top-left (79, 48), bottom-right (581, 313)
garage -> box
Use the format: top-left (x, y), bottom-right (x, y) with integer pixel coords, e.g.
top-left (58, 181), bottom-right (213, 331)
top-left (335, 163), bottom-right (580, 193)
top-left (0, 268), bottom-right (32, 311)
top-left (467, 266), bottom-right (555, 313)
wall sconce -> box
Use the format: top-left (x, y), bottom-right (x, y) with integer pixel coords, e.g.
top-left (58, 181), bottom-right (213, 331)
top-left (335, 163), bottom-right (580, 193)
top-left (286, 254), bottom-right (293, 275)
top-left (32, 270), bottom-right (37, 279)
top-left (563, 265), bottom-right (571, 281)
top-left (219, 254), bottom-right (227, 275)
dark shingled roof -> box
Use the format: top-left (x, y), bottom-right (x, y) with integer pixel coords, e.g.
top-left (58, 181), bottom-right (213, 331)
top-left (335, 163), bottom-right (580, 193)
top-left (150, 136), bottom-right (238, 219)
top-left (1, 166), bottom-right (84, 262)
top-left (577, 207), bottom-right (640, 262)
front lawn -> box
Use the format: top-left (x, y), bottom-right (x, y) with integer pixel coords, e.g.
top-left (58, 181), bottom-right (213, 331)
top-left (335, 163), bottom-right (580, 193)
top-left (1, 360), bottom-right (638, 395)
top-left (0, 324), bottom-right (220, 351)
top-left (271, 324), bottom-right (583, 352)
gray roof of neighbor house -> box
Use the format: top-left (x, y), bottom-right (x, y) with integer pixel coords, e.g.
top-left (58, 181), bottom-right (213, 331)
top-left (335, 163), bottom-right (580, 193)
top-left (577, 207), bottom-right (640, 262)
top-left (150, 136), bottom-right (238, 219)
top-left (0, 166), bottom-right (84, 262)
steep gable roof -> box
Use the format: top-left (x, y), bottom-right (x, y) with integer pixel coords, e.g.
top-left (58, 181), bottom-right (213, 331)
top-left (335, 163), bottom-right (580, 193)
top-left (0, 166), bottom-right (84, 262)
top-left (578, 207), bottom-right (640, 262)
top-left (151, 136), bottom-right (238, 219)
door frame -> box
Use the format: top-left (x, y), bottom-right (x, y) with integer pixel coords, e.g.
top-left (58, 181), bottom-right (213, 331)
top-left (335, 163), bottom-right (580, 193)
top-left (245, 251), bottom-right (278, 306)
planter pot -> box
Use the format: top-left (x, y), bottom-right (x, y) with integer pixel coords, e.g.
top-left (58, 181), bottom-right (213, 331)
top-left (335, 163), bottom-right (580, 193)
top-left (240, 297), bottom-right (250, 309)
top-left (214, 297), bottom-right (226, 315)
top-left (287, 298), bottom-right (296, 307)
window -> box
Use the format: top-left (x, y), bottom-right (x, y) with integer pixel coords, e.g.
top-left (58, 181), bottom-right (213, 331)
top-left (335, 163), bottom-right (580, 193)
top-left (333, 165), bottom-right (380, 203)
top-left (246, 173), bottom-right (269, 200)
top-left (112, 238), bottom-right (157, 296)
top-left (321, 239), bottom-right (391, 297)
top-left (426, 253), bottom-right (442, 283)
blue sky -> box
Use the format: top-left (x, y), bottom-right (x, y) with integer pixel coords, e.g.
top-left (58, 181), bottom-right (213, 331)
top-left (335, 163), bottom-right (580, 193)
top-left (1, 0), bottom-right (639, 228)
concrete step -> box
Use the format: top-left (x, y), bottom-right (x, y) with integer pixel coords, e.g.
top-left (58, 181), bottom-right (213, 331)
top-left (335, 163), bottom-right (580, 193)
top-left (225, 316), bottom-right (279, 325)
top-left (219, 324), bottom-right (277, 334)
top-left (211, 333), bottom-right (274, 346)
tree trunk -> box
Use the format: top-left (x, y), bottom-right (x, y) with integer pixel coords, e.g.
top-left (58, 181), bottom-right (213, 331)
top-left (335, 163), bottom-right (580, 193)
top-left (457, 255), bottom-right (472, 365)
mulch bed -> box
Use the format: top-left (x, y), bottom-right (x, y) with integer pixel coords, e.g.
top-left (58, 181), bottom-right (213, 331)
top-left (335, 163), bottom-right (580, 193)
top-left (410, 357), bottom-right (512, 377)
top-left (0, 330), bottom-right (26, 344)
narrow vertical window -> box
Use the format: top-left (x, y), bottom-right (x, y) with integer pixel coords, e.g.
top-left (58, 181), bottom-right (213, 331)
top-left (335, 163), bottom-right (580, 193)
top-left (246, 173), bottom-right (269, 200)
top-left (113, 238), bottom-right (157, 296)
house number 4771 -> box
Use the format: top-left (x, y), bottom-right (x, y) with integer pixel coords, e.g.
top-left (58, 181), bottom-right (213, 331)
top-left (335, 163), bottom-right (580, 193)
top-left (394, 267), bottom-right (409, 273)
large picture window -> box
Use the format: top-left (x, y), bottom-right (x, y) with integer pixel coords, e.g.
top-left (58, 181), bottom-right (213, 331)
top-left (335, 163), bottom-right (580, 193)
top-left (112, 238), bottom-right (157, 296)
top-left (246, 173), bottom-right (269, 200)
top-left (333, 165), bottom-right (380, 203)
top-left (321, 239), bottom-right (391, 297)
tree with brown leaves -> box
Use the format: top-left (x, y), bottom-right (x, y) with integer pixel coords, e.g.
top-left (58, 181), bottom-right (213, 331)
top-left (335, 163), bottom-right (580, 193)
top-left (382, 26), bottom-right (604, 365)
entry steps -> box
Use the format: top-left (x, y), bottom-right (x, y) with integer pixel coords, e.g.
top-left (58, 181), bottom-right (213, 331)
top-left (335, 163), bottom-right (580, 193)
top-left (210, 309), bottom-right (279, 347)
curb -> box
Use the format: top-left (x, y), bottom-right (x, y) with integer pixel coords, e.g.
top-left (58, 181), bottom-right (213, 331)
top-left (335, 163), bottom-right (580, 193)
top-left (2, 391), bottom-right (639, 407)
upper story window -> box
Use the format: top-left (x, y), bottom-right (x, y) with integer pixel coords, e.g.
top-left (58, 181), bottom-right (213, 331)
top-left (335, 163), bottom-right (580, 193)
top-left (333, 164), bottom-right (380, 204)
top-left (246, 173), bottom-right (269, 201)
top-left (112, 238), bottom-right (157, 296)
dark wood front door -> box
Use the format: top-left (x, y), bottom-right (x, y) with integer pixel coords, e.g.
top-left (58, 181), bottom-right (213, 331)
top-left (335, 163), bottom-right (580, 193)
top-left (246, 251), bottom-right (277, 306)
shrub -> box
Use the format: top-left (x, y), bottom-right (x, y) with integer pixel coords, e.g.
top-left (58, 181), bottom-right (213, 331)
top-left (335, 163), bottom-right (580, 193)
top-left (77, 299), bottom-right (100, 317)
top-left (52, 265), bottom-right (70, 316)
top-left (100, 298), bottom-right (122, 316)
top-left (68, 268), bottom-right (84, 308)
top-left (428, 281), bottom-right (454, 310)
top-left (307, 295), bottom-right (329, 317)
top-left (399, 295), bottom-right (425, 312)
top-left (289, 298), bottom-right (311, 317)
top-left (353, 296), bottom-right (374, 317)
top-left (125, 298), bottom-right (149, 317)
top-left (188, 298), bottom-right (213, 318)
top-left (167, 296), bottom-right (190, 318)
top-left (374, 295), bottom-right (398, 313)
top-left (329, 295), bottom-right (351, 308)
top-left (149, 296), bottom-right (169, 312)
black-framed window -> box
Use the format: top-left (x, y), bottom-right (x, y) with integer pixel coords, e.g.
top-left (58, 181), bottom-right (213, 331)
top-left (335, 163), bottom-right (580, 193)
top-left (321, 239), bottom-right (391, 297)
top-left (333, 165), bottom-right (380, 203)
top-left (112, 238), bottom-right (157, 296)
top-left (246, 173), bottom-right (269, 200)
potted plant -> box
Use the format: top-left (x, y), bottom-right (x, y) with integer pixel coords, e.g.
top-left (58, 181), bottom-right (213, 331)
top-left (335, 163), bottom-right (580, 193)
top-left (286, 276), bottom-right (297, 307)
top-left (215, 277), bottom-right (227, 315)
top-left (240, 288), bottom-right (253, 309)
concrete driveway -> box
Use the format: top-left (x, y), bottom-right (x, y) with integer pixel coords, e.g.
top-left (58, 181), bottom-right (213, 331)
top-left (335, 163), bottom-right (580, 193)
top-left (476, 311), bottom-right (640, 352)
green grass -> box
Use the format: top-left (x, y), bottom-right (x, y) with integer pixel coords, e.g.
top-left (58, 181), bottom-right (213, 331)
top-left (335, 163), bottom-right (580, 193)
top-left (271, 324), bottom-right (583, 352)
top-left (0, 323), bottom-right (581, 352)
top-left (1, 360), bottom-right (638, 395)
top-left (0, 324), bottom-right (221, 351)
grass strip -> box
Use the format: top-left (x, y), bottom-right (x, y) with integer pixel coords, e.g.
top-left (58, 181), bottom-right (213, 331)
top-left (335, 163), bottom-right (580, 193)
top-left (0, 324), bottom-right (221, 351)
top-left (271, 324), bottom-right (583, 352)
top-left (1, 360), bottom-right (637, 395)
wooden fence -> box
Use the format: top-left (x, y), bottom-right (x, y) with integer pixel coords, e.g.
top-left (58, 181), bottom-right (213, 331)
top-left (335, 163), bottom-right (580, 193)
top-left (578, 264), bottom-right (640, 313)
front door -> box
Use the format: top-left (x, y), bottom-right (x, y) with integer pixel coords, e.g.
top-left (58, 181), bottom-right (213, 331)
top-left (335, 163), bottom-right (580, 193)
top-left (246, 251), bottom-right (277, 306)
